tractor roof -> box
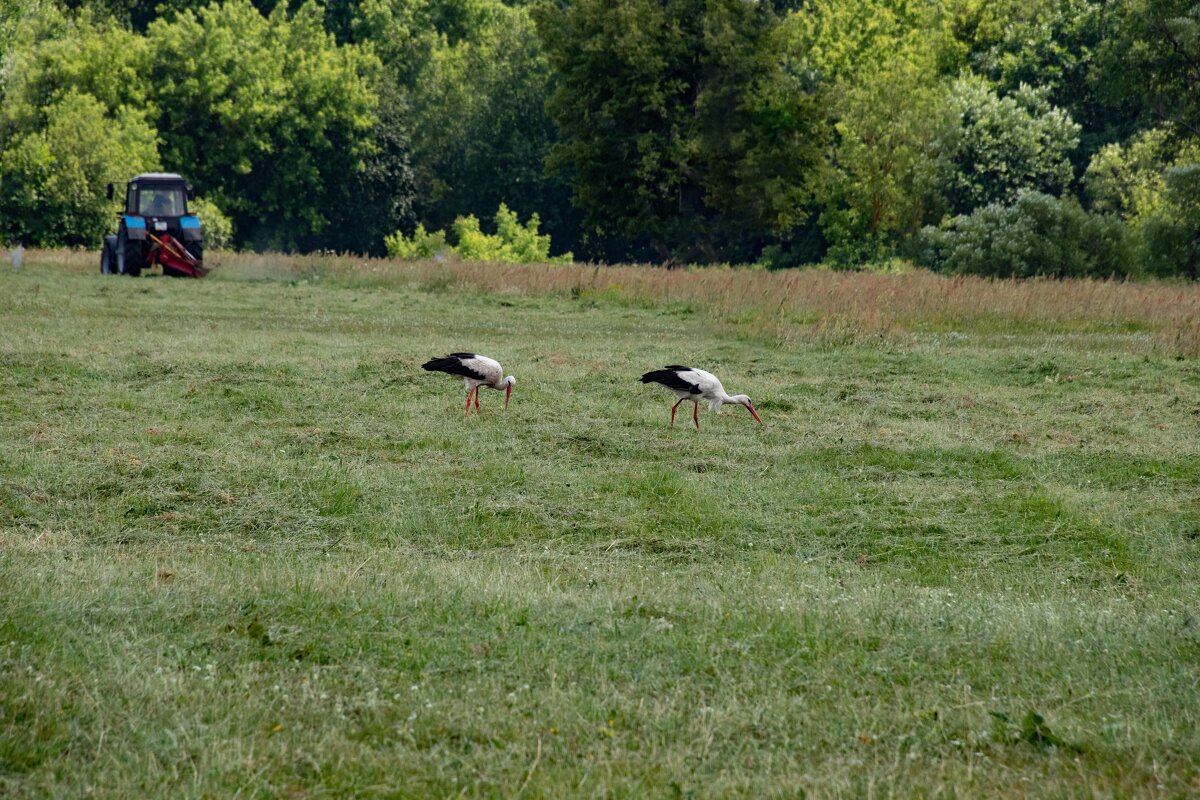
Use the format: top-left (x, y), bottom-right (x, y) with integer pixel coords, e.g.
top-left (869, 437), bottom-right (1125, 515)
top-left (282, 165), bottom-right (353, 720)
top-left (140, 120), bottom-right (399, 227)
top-left (131, 172), bottom-right (186, 183)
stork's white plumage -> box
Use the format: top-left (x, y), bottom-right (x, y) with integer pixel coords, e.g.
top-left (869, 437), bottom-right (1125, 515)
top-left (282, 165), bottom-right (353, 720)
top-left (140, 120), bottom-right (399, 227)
top-left (640, 365), bottom-right (764, 429)
top-left (422, 353), bottom-right (516, 417)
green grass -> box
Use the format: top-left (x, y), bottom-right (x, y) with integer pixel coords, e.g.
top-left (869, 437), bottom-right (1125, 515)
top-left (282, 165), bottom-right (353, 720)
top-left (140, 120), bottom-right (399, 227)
top-left (2, 257), bottom-right (1199, 797)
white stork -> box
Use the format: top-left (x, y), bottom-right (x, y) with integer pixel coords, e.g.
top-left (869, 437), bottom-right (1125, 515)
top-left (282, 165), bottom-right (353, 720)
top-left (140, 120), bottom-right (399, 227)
top-left (640, 365), bottom-right (764, 430)
top-left (422, 353), bottom-right (516, 417)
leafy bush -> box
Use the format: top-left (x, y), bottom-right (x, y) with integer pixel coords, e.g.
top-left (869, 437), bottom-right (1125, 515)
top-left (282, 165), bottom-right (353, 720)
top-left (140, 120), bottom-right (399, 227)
top-left (1083, 129), bottom-right (1172, 217)
top-left (190, 197), bottom-right (233, 251)
top-left (386, 204), bottom-right (572, 264)
top-left (384, 223), bottom-right (448, 260)
top-left (912, 190), bottom-right (1133, 278)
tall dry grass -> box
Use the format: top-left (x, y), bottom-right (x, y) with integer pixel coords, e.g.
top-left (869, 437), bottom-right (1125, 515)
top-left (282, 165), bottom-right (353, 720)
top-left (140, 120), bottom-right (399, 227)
top-left (23, 248), bottom-right (1200, 354)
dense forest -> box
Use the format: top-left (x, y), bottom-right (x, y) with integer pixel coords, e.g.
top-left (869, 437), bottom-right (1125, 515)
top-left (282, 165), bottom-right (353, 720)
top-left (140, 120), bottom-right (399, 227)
top-left (0, 0), bottom-right (1197, 276)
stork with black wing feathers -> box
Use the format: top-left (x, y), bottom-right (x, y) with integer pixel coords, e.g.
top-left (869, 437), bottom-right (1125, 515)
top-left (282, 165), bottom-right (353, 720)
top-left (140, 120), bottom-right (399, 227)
top-left (422, 353), bottom-right (516, 418)
top-left (640, 365), bottom-right (763, 429)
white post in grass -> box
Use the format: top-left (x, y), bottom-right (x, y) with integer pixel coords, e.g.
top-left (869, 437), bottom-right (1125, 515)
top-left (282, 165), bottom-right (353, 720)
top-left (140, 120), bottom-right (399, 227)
top-left (9, 243), bottom-right (22, 271)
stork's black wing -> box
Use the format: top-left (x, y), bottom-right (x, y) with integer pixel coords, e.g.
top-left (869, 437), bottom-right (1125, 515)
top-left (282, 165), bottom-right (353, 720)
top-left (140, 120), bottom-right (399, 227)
top-left (422, 354), bottom-right (487, 381)
top-left (640, 367), bottom-right (701, 393)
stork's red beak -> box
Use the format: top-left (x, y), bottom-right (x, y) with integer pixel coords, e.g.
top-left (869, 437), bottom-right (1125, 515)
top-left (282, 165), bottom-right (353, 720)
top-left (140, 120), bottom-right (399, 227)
top-left (747, 403), bottom-right (764, 426)
top-left (505, 384), bottom-right (512, 409)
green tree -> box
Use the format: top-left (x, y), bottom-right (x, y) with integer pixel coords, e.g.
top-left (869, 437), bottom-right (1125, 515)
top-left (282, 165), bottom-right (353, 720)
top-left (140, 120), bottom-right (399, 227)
top-left (535, 0), bottom-right (825, 263)
top-left (146, 0), bottom-right (381, 250)
top-left (0, 6), bottom-right (154, 134)
top-left (405, 2), bottom-right (574, 252)
top-left (1097, 0), bottom-right (1200, 138)
top-left (59, 0), bottom-right (290, 32)
top-left (320, 83), bottom-right (417, 256)
top-left (938, 76), bottom-right (1080, 214)
top-left (189, 196), bottom-right (233, 249)
top-left (0, 8), bottom-right (159, 246)
top-left (0, 91), bottom-right (159, 246)
top-left (777, 0), bottom-right (965, 266)
top-left (1141, 164), bottom-right (1200, 279)
top-left (0, 0), bottom-right (36, 61)
top-left (348, 0), bottom-right (435, 77)
top-left (778, 0), bottom-right (962, 85)
top-left (808, 51), bottom-right (954, 265)
top-left (1084, 128), bottom-right (1183, 217)
top-left (967, 0), bottom-right (1131, 157)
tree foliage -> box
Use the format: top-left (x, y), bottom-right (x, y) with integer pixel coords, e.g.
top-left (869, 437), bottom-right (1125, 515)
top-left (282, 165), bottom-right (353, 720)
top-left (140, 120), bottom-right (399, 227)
top-left (1, 0), bottom-right (1198, 276)
top-left (967, 0), bottom-right (1123, 153)
top-left (811, 48), bottom-right (953, 265)
top-left (0, 90), bottom-right (158, 245)
top-left (319, 83), bottom-right (417, 257)
top-left (913, 191), bottom-right (1132, 278)
top-left (1141, 164), bottom-right (1200, 279)
top-left (1097, 0), bottom-right (1200, 138)
top-left (407, 4), bottom-right (567, 241)
top-left (1087, 130), bottom-right (1200, 277)
top-left (146, 0), bottom-right (380, 250)
top-left (938, 77), bottom-right (1080, 214)
top-left (0, 0), bottom-right (390, 252)
top-left (779, 0), bottom-right (962, 85)
top-left (535, 0), bottom-right (825, 263)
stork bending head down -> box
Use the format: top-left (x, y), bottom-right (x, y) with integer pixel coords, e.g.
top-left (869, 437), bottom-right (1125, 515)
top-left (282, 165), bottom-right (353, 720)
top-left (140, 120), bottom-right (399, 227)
top-left (640, 365), bottom-right (763, 429)
top-left (422, 353), bottom-right (515, 417)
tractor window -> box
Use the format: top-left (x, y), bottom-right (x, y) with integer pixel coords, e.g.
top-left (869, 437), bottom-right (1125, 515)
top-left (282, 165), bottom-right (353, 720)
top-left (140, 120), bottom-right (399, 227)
top-left (135, 186), bottom-right (186, 217)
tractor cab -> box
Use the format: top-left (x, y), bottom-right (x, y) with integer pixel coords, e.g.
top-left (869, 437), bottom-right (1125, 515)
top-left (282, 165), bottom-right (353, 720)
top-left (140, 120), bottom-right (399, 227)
top-left (124, 176), bottom-right (191, 219)
top-left (101, 173), bottom-right (207, 277)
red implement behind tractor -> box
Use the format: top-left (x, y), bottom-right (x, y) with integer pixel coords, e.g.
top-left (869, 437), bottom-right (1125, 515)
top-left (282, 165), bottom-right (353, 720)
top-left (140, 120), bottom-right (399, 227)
top-left (147, 231), bottom-right (208, 278)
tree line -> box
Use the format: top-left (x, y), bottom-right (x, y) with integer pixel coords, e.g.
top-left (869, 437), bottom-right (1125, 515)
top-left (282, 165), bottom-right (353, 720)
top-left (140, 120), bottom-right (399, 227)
top-left (0, 0), bottom-right (1196, 277)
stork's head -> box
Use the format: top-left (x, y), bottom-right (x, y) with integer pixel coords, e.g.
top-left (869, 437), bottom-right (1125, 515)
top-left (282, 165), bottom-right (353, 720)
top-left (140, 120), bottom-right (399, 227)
top-left (732, 395), bottom-right (764, 426)
top-left (503, 375), bottom-right (516, 409)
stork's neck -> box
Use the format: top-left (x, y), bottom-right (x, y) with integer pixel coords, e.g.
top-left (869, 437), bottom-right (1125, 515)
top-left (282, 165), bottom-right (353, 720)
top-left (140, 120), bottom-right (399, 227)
top-left (707, 390), bottom-right (738, 411)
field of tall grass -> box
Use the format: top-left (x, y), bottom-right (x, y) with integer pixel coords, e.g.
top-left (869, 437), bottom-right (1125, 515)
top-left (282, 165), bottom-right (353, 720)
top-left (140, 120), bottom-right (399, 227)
top-left (30, 248), bottom-right (1200, 354)
top-left (2, 251), bottom-right (1199, 797)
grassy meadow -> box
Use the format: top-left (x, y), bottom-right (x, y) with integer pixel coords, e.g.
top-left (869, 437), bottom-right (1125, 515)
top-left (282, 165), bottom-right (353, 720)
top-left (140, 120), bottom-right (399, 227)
top-left (2, 251), bottom-right (1199, 797)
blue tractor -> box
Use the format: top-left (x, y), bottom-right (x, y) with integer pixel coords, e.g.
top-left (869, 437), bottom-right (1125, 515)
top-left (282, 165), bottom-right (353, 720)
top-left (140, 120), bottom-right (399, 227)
top-left (100, 173), bottom-right (208, 277)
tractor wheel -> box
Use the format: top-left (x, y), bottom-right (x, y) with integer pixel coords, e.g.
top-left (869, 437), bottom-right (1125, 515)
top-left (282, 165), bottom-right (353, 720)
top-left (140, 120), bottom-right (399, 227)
top-left (100, 236), bottom-right (118, 274)
top-left (120, 234), bottom-right (143, 277)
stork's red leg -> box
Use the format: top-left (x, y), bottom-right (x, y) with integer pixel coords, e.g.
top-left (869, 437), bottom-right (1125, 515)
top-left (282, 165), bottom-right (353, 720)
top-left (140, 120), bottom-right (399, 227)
top-left (693, 401), bottom-right (700, 430)
top-left (464, 387), bottom-right (475, 418)
top-left (474, 388), bottom-right (481, 414)
top-left (670, 397), bottom-right (685, 427)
